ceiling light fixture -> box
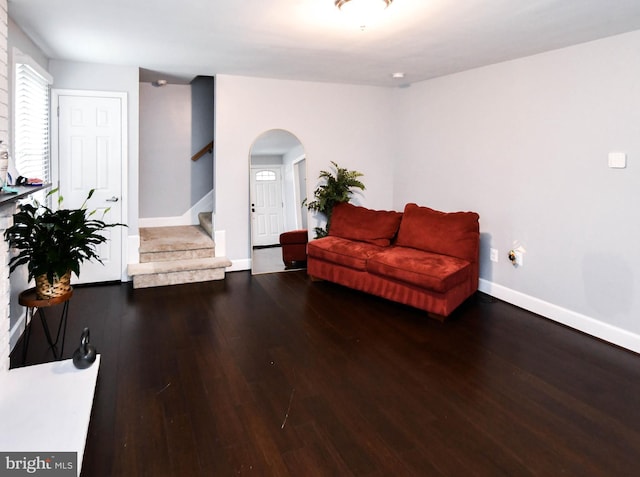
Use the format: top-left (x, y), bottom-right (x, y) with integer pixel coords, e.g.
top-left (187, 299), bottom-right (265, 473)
top-left (335, 0), bottom-right (394, 30)
top-left (335, 0), bottom-right (393, 10)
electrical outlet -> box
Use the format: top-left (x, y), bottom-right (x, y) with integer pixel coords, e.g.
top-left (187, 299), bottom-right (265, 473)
top-left (509, 244), bottom-right (526, 267)
top-left (490, 248), bottom-right (499, 263)
top-left (514, 250), bottom-right (523, 267)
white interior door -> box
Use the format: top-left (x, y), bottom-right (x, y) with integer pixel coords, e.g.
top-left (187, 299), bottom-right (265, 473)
top-left (251, 167), bottom-right (284, 246)
top-left (54, 91), bottom-right (125, 284)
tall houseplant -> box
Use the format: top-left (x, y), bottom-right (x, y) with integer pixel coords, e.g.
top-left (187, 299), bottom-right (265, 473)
top-left (305, 161), bottom-right (365, 238)
top-left (4, 188), bottom-right (124, 298)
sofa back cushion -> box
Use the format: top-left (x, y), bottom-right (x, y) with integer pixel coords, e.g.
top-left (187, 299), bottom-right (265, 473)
top-left (329, 202), bottom-right (403, 247)
top-left (395, 203), bottom-right (480, 262)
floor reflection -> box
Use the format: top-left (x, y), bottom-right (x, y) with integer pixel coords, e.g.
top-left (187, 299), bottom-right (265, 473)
top-left (252, 246), bottom-right (306, 275)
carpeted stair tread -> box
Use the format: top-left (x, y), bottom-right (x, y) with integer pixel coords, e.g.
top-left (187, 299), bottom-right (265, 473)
top-left (139, 225), bottom-right (214, 253)
top-left (128, 257), bottom-right (232, 276)
top-left (140, 248), bottom-right (215, 263)
top-left (132, 224), bottom-right (231, 288)
top-left (132, 268), bottom-right (226, 289)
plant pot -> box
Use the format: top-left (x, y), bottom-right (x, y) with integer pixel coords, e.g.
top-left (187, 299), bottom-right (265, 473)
top-left (35, 270), bottom-right (72, 299)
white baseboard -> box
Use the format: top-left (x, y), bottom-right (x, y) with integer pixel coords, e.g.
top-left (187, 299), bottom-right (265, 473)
top-left (139, 190), bottom-right (213, 228)
top-left (478, 279), bottom-right (640, 354)
top-left (228, 259), bottom-right (251, 272)
top-left (138, 217), bottom-right (189, 228)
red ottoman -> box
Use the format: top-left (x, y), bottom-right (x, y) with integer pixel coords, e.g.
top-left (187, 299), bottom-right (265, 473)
top-left (279, 230), bottom-right (308, 268)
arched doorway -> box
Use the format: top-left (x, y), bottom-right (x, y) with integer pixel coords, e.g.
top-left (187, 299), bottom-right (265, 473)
top-left (249, 129), bottom-right (307, 274)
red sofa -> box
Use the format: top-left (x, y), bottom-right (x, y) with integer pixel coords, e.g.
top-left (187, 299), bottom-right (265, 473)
top-left (307, 202), bottom-right (480, 319)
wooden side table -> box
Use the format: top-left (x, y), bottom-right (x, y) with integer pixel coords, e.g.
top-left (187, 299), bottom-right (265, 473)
top-left (18, 287), bottom-right (73, 365)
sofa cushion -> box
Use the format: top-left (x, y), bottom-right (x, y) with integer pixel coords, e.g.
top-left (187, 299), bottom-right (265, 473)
top-left (395, 203), bottom-right (479, 262)
top-left (279, 229), bottom-right (308, 245)
top-left (307, 236), bottom-right (386, 271)
top-left (367, 247), bottom-right (472, 293)
top-left (329, 202), bottom-right (403, 247)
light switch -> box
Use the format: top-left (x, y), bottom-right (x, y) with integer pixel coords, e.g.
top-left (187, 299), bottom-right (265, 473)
top-left (608, 152), bottom-right (626, 169)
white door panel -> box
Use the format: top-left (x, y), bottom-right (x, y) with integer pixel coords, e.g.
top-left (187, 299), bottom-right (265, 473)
top-left (251, 167), bottom-right (284, 246)
top-left (56, 93), bottom-right (124, 284)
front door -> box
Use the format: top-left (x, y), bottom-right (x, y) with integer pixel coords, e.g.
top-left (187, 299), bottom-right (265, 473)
top-left (250, 167), bottom-right (284, 247)
top-left (54, 91), bottom-right (126, 284)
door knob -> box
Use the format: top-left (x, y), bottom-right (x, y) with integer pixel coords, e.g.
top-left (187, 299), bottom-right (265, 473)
top-left (106, 196), bottom-right (119, 202)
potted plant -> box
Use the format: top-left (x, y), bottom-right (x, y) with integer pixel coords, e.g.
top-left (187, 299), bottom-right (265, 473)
top-left (305, 161), bottom-right (365, 238)
top-left (4, 188), bottom-right (124, 299)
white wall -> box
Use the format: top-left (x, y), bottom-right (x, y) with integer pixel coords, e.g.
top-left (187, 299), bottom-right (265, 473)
top-left (139, 83), bottom-right (191, 218)
top-left (7, 17), bottom-right (46, 70)
top-left (393, 30), bottom-right (640, 349)
top-left (215, 75), bottom-right (394, 268)
top-left (139, 78), bottom-right (215, 222)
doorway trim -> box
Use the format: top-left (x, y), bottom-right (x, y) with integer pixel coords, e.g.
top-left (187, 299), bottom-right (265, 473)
top-left (51, 89), bottom-right (129, 282)
top-left (292, 154), bottom-right (306, 230)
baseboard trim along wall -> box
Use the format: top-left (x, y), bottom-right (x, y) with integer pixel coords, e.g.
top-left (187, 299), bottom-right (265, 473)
top-left (139, 190), bottom-right (213, 228)
top-left (229, 259), bottom-right (251, 272)
top-left (478, 279), bottom-right (640, 354)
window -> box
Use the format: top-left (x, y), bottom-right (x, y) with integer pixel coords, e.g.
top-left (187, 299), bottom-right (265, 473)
top-left (13, 50), bottom-right (53, 189)
top-left (255, 170), bottom-right (276, 181)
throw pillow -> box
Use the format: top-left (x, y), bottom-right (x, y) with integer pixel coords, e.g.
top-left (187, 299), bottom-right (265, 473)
top-left (395, 203), bottom-right (480, 262)
top-left (329, 202), bottom-right (403, 247)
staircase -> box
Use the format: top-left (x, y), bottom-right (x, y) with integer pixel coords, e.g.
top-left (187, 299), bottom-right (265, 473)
top-left (127, 214), bottom-right (231, 289)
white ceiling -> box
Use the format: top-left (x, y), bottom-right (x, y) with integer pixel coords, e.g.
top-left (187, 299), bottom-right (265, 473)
top-left (9, 0), bottom-right (640, 87)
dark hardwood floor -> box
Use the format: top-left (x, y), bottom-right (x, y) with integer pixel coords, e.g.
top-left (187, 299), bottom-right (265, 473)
top-left (11, 270), bottom-right (640, 476)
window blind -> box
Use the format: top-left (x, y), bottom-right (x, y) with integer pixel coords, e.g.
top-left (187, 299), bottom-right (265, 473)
top-left (14, 62), bottom-right (51, 183)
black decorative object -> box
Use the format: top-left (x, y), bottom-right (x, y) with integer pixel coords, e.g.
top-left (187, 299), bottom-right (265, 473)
top-left (72, 327), bottom-right (97, 369)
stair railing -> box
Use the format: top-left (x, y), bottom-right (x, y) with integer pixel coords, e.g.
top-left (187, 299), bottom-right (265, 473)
top-left (192, 141), bottom-right (214, 162)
